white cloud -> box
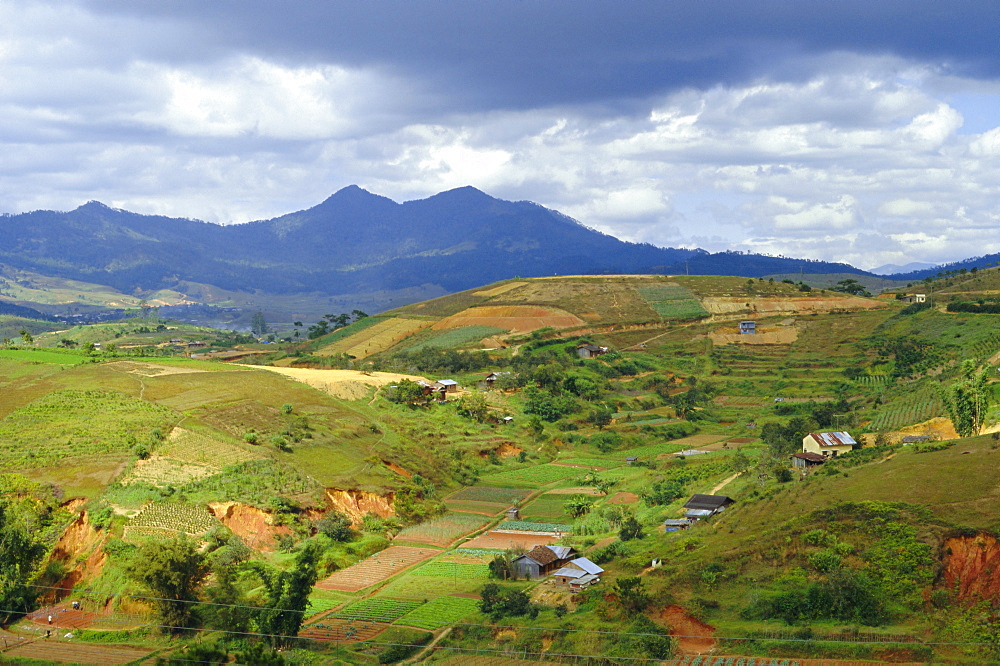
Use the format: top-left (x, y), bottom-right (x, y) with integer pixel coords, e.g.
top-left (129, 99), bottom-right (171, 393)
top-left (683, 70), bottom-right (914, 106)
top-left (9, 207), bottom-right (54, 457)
top-left (2, 2), bottom-right (1000, 271)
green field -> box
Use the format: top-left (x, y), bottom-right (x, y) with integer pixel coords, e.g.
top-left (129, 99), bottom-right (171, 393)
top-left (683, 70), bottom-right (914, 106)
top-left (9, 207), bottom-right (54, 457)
top-left (0, 390), bottom-right (179, 470)
top-left (0, 348), bottom-right (92, 365)
top-left (395, 596), bottom-right (480, 630)
top-left (478, 464), bottom-right (583, 487)
top-left (401, 325), bottom-right (507, 352)
top-left (330, 598), bottom-right (424, 622)
top-left (638, 284), bottom-right (710, 320)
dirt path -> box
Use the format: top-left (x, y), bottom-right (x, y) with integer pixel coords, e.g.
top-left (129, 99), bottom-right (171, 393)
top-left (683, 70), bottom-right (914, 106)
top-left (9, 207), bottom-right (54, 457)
top-left (709, 473), bottom-right (739, 494)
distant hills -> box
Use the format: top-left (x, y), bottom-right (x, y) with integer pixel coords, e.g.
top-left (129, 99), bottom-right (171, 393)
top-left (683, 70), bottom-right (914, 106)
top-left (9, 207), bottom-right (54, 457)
top-left (0, 185), bottom-right (980, 320)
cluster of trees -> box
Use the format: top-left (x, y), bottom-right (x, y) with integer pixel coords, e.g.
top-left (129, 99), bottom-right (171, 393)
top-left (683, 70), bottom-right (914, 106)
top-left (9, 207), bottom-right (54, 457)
top-left (0, 501), bottom-right (46, 624)
top-left (387, 348), bottom-right (492, 373)
top-left (304, 310), bottom-right (368, 339)
top-left (126, 533), bottom-right (321, 646)
top-left (946, 299), bottom-right (1000, 314)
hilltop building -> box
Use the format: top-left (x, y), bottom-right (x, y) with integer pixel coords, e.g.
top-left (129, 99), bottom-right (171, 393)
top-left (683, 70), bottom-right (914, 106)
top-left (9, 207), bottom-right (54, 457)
top-left (802, 431), bottom-right (856, 458)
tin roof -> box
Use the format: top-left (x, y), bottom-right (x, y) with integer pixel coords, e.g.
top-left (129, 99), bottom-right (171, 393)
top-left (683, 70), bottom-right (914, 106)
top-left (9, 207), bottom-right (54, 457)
top-left (807, 431), bottom-right (856, 448)
top-left (569, 557), bottom-right (604, 575)
top-left (792, 452), bottom-right (827, 463)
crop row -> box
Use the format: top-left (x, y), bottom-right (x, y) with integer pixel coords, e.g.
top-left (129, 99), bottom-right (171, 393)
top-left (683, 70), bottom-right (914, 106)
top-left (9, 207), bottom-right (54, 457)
top-left (499, 520), bottom-right (571, 533)
top-left (395, 513), bottom-right (490, 544)
top-left (395, 596), bottom-right (479, 630)
top-left (411, 561), bottom-right (489, 579)
top-left (330, 598), bottom-right (424, 622)
top-left (446, 486), bottom-right (531, 504)
top-left (480, 464), bottom-right (580, 487)
top-left (130, 502), bottom-right (218, 535)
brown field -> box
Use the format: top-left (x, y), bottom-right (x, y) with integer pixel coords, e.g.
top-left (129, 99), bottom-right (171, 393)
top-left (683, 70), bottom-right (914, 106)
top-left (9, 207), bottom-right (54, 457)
top-left (105, 360), bottom-right (209, 377)
top-left (431, 305), bottom-right (585, 333)
top-left (473, 281), bottom-right (528, 297)
top-left (2, 639), bottom-right (151, 664)
top-left (300, 618), bottom-right (388, 643)
top-left (442, 499), bottom-right (505, 515)
top-left (318, 317), bottom-right (432, 358)
top-left (315, 546), bottom-right (439, 592)
top-left (702, 295), bottom-right (886, 315)
top-left (671, 434), bottom-right (728, 447)
top-left (607, 491), bottom-right (640, 504)
top-left (247, 366), bottom-right (428, 400)
top-left (459, 530), bottom-right (560, 550)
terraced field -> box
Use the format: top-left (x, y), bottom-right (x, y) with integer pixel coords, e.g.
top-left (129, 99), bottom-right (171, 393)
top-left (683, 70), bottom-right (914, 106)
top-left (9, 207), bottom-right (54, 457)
top-left (394, 512), bottom-right (491, 547)
top-left (316, 546), bottom-right (439, 592)
top-left (318, 317), bottom-right (432, 358)
top-left (123, 501), bottom-right (220, 542)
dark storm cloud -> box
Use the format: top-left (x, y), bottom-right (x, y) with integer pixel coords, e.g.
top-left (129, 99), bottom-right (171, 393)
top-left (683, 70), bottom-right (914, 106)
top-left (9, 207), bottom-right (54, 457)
top-left (82, 0), bottom-right (1000, 109)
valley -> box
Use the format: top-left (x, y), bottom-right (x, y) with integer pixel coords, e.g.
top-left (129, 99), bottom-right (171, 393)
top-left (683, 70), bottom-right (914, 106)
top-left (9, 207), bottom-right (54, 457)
top-left (2, 270), bottom-right (1000, 663)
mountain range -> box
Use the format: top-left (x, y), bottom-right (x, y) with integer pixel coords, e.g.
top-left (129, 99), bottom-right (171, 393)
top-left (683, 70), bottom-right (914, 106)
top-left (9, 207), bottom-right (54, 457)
top-left (0, 185), bottom-right (981, 321)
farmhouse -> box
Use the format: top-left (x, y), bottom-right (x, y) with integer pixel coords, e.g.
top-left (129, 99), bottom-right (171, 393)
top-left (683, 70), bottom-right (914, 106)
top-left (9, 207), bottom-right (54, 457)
top-left (512, 545), bottom-right (577, 580)
top-left (663, 519), bottom-right (692, 532)
top-left (791, 451), bottom-right (826, 469)
top-left (552, 557), bottom-right (604, 591)
top-left (902, 294), bottom-right (926, 303)
top-left (436, 379), bottom-right (460, 393)
top-left (739, 320), bottom-right (756, 334)
top-left (802, 431), bottom-right (857, 458)
top-left (479, 371), bottom-right (512, 390)
top-left (683, 494), bottom-right (734, 520)
top-left (576, 344), bottom-right (608, 359)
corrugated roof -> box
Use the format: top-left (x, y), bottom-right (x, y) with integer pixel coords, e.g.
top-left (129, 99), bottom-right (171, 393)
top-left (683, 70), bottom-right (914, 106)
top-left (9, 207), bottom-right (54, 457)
top-left (553, 567), bottom-right (585, 579)
top-left (569, 557), bottom-right (604, 575)
top-left (807, 431), bottom-right (856, 448)
top-left (683, 494), bottom-right (734, 511)
top-left (548, 546), bottom-right (574, 560)
top-left (792, 452), bottom-right (826, 462)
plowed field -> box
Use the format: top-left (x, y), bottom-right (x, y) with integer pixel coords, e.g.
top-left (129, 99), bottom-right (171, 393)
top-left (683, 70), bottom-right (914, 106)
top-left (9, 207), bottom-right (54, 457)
top-left (459, 530), bottom-right (559, 550)
top-left (318, 317), bottom-right (432, 358)
top-left (315, 546), bottom-right (438, 592)
top-left (431, 306), bottom-right (585, 333)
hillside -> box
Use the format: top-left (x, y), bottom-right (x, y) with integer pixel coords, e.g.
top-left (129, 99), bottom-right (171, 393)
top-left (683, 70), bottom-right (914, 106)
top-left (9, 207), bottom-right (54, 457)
top-left (0, 187), bottom-right (871, 324)
top-left (2, 272), bottom-right (1000, 662)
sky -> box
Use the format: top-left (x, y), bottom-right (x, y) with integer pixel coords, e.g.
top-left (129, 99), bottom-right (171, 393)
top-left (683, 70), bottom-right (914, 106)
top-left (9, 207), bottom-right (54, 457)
top-left (3, 1), bottom-right (1000, 271)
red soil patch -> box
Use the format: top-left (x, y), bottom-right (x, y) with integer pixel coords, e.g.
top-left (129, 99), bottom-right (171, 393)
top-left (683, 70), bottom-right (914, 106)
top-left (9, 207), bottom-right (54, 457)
top-left (300, 617), bottom-right (388, 643)
top-left (460, 530), bottom-right (560, 550)
top-left (315, 546), bottom-right (438, 592)
top-left (943, 533), bottom-right (1000, 601)
top-left (208, 502), bottom-right (291, 550)
top-left (655, 605), bottom-right (716, 654)
top-left (727, 437), bottom-right (757, 444)
top-left (29, 606), bottom-right (101, 630)
top-left (432, 305), bottom-right (585, 333)
top-left (607, 492), bottom-right (639, 505)
top-left (43, 512), bottom-right (108, 604)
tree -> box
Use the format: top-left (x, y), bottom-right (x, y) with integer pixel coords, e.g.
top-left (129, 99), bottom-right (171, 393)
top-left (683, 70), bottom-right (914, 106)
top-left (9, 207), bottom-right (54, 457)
top-left (564, 495), bottom-right (595, 517)
top-left (384, 380), bottom-right (426, 405)
top-left (618, 516), bottom-right (645, 541)
top-left (250, 543), bottom-right (321, 646)
top-left (612, 576), bottom-right (650, 613)
top-left (128, 536), bottom-right (209, 631)
top-left (18, 329), bottom-right (32, 345)
top-left (458, 391), bottom-right (489, 422)
top-left (587, 405), bottom-right (614, 430)
top-left (58, 338), bottom-right (78, 348)
top-left (0, 501), bottom-right (46, 623)
top-left (944, 359), bottom-right (992, 437)
top-left (251, 311), bottom-right (268, 337)
top-left (478, 583), bottom-right (534, 620)
top-left (315, 511), bottom-right (354, 542)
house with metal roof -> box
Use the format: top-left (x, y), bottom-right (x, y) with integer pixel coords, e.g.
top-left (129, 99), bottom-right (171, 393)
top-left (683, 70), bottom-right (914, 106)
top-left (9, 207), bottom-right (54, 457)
top-left (552, 557), bottom-right (605, 591)
top-left (511, 545), bottom-right (577, 580)
top-left (682, 494), bottom-right (734, 520)
top-left (802, 431), bottom-right (856, 458)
